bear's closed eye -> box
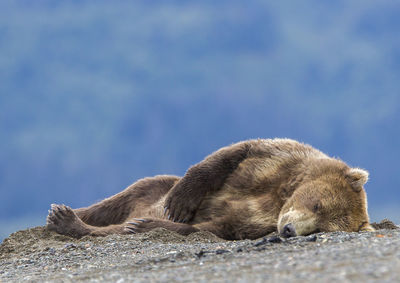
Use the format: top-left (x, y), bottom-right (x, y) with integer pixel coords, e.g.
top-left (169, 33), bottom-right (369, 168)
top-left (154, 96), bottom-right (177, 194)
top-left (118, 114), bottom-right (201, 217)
top-left (312, 202), bottom-right (322, 213)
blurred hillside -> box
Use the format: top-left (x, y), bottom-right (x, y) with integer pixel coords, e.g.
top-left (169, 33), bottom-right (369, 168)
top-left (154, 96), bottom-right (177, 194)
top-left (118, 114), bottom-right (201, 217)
top-left (0, 1), bottom-right (399, 239)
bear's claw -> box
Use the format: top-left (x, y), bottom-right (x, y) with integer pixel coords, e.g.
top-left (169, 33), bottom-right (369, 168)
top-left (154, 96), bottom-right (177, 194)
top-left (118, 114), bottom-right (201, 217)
top-left (124, 226), bottom-right (137, 234)
top-left (124, 218), bottom-right (160, 234)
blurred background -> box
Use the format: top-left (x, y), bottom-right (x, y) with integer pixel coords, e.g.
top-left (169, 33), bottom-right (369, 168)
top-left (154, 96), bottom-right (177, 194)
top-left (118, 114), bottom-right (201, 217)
top-left (1, 1), bottom-right (399, 241)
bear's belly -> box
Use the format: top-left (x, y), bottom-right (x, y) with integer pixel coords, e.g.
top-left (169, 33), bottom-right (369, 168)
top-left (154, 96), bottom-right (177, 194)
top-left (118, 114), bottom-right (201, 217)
top-left (131, 194), bottom-right (169, 220)
top-left (192, 189), bottom-right (281, 229)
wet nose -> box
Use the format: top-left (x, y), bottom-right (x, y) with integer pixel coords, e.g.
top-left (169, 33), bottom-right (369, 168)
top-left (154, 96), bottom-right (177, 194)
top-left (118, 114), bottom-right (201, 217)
top-left (282, 223), bottom-right (297, 238)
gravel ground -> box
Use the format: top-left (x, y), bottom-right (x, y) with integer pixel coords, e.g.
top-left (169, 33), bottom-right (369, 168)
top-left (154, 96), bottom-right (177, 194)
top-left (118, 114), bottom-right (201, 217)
top-left (0, 220), bottom-right (399, 283)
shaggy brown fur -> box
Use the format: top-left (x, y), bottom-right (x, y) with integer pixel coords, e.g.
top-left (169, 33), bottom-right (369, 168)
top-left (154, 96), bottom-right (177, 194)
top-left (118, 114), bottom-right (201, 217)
top-left (47, 138), bottom-right (374, 240)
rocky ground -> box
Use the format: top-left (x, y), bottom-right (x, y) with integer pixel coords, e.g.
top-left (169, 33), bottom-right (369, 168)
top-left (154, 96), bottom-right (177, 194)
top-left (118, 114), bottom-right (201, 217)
top-left (0, 220), bottom-right (399, 283)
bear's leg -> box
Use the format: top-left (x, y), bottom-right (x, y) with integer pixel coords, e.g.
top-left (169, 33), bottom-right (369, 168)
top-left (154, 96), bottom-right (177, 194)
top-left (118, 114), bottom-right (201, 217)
top-left (123, 217), bottom-right (269, 240)
top-left (73, 175), bottom-right (180, 227)
top-left (165, 141), bottom-right (251, 222)
top-left (47, 204), bottom-right (130, 238)
top-left (193, 219), bottom-right (276, 240)
top-left (123, 218), bottom-right (268, 240)
top-left (124, 218), bottom-right (199, 236)
top-left (192, 220), bottom-right (238, 240)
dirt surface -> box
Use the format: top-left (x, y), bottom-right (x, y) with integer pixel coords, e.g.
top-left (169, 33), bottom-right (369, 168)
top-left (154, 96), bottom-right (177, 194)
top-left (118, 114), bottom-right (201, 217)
top-left (0, 220), bottom-right (399, 282)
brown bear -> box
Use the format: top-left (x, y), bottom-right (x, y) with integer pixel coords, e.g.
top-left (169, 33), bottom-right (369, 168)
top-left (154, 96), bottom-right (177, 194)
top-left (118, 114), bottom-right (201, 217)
top-left (46, 138), bottom-right (375, 240)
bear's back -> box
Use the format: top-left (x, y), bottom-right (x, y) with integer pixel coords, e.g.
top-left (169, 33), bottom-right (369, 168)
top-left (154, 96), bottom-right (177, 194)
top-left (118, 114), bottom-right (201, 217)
top-left (192, 139), bottom-right (329, 226)
top-left (247, 138), bottom-right (328, 162)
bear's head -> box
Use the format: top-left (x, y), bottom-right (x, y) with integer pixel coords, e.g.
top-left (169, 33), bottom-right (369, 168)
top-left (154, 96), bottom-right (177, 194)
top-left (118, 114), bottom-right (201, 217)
top-left (277, 160), bottom-right (374, 238)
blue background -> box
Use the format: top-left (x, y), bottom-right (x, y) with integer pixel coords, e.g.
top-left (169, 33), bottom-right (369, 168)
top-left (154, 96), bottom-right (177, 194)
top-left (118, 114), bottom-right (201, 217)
top-left (1, 0), bottom-right (399, 240)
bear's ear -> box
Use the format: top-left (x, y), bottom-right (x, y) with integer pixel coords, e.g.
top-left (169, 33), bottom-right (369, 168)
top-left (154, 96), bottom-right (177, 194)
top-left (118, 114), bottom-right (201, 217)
top-left (346, 168), bottom-right (369, 192)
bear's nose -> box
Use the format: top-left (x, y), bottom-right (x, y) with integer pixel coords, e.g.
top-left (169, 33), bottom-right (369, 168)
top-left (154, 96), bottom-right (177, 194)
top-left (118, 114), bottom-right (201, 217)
top-left (282, 223), bottom-right (297, 238)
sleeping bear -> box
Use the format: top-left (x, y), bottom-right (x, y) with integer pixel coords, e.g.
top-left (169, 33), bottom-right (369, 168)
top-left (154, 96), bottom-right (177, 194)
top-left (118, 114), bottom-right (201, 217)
top-left (47, 138), bottom-right (374, 240)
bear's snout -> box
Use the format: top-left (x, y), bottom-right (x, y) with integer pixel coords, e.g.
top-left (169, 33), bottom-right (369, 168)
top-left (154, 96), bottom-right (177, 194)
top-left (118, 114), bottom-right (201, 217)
top-left (281, 223), bottom-right (297, 238)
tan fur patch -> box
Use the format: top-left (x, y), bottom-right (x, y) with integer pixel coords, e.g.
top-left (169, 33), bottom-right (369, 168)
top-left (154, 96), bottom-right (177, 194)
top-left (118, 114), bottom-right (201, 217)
top-left (278, 208), bottom-right (317, 236)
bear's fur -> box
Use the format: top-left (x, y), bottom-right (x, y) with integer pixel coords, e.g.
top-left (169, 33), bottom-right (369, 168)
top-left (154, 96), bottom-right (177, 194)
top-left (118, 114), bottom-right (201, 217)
top-left (46, 138), bottom-right (374, 240)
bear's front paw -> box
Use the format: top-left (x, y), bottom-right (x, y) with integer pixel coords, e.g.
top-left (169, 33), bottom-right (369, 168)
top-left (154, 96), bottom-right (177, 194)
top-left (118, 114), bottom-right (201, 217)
top-left (124, 218), bottom-right (161, 234)
top-left (164, 191), bottom-right (202, 223)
